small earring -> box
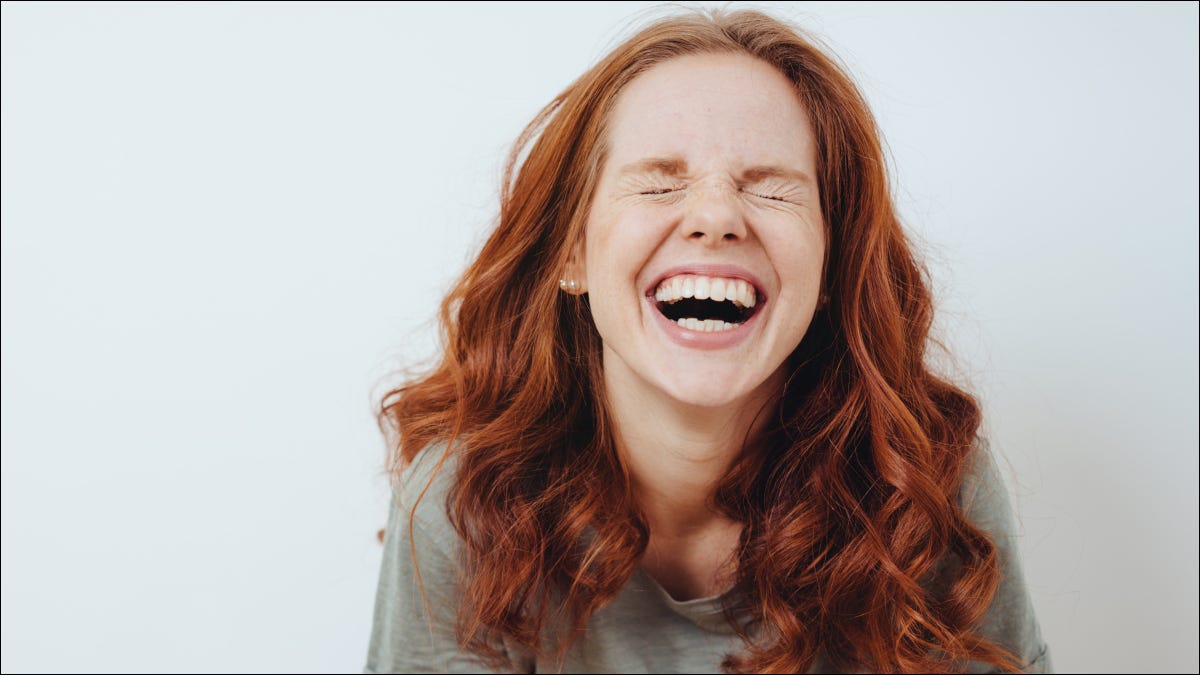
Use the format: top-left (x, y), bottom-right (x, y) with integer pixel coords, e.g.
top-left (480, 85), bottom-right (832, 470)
top-left (559, 278), bottom-right (579, 294)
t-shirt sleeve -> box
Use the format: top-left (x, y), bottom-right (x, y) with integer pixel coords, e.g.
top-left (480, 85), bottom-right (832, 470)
top-left (364, 449), bottom-right (533, 674)
top-left (960, 441), bottom-right (1054, 674)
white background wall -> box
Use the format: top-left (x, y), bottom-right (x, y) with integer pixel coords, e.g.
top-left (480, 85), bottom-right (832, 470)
top-left (2, 2), bottom-right (1196, 672)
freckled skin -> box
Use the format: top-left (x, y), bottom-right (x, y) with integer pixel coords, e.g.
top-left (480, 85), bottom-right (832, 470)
top-left (579, 52), bottom-right (825, 411)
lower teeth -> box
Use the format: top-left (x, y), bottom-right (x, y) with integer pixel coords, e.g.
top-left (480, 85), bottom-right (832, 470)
top-left (676, 318), bottom-right (738, 332)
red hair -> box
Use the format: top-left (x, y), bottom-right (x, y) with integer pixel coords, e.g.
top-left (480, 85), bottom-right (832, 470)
top-left (378, 8), bottom-right (1023, 673)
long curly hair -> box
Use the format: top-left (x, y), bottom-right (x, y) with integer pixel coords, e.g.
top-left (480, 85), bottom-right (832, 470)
top-left (377, 8), bottom-right (1023, 674)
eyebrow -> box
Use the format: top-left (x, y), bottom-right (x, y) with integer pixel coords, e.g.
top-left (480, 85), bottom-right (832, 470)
top-left (618, 156), bottom-right (689, 178)
top-left (617, 156), bottom-right (813, 186)
top-left (741, 164), bottom-right (814, 186)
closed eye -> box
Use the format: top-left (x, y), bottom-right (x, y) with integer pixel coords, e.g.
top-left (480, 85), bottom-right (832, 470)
top-left (640, 187), bottom-right (680, 195)
top-left (745, 190), bottom-right (792, 203)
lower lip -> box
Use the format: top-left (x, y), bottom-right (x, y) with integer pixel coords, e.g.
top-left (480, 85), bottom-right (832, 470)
top-left (646, 296), bottom-right (764, 350)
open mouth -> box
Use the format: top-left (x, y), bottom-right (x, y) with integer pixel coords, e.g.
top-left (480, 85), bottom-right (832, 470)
top-left (651, 274), bottom-right (762, 332)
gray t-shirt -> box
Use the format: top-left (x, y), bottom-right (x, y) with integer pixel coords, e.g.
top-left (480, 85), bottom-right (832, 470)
top-left (364, 443), bottom-right (1052, 673)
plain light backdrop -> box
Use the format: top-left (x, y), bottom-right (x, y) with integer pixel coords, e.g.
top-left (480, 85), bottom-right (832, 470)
top-left (2, 2), bottom-right (1197, 673)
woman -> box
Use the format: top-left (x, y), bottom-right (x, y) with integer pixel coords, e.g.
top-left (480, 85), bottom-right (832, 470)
top-left (366, 8), bottom-right (1051, 674)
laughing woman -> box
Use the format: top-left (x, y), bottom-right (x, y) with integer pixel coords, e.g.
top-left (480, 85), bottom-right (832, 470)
top-left (366, 8), bottom-right (1051, 674)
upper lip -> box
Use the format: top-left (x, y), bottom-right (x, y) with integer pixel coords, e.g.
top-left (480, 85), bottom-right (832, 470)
top-left (645, 264), bottom-right (768, 301)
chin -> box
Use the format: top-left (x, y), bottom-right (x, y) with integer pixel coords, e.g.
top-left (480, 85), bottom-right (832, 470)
top-left (655, 371), bottom-right (765, 410)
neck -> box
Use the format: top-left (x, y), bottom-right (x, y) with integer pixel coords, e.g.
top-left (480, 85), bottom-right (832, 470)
top-left (602, 346), bottom-right (781, 539)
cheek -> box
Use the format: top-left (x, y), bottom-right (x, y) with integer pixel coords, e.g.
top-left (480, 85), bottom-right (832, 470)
top-left (767, 230), bottom-right (825, 294)
top-left (583, 208), bottom-right (666, 340)
top-left (584, 207), bottom-right (662, 285)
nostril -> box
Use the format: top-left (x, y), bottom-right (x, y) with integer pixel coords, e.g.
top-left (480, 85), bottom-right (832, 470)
top-left (723, 233), bottom-right (736, 240)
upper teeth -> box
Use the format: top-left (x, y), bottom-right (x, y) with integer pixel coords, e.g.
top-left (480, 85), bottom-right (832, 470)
top-left (654, 274), bottom-right (757, 308)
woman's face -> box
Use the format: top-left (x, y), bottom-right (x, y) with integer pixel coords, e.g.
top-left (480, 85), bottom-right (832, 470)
top-left (580, 52), bottom-right (825, 409)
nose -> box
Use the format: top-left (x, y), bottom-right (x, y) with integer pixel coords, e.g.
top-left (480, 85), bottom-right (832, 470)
top-left (679, 183), bottom-right (747, 245)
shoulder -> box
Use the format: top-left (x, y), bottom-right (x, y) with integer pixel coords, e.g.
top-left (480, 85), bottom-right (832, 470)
top-left (391, 441), bottom-right (461, 554)
top-left (954, 437), bottom-right (1054, 673)
top-left (957, 437), bottom-right (1013, 530)
top-left (368, 442), bottom-right (499, 674)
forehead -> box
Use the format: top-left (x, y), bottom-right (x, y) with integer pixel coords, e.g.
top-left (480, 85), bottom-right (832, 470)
top-left (604, 52), bottom-right (816, 173)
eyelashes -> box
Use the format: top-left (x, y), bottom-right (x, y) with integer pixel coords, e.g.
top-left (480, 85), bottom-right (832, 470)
top-left (747, 190), bottom-right (791, 203)
top-left (637, 186), bottom-right (793, 203)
